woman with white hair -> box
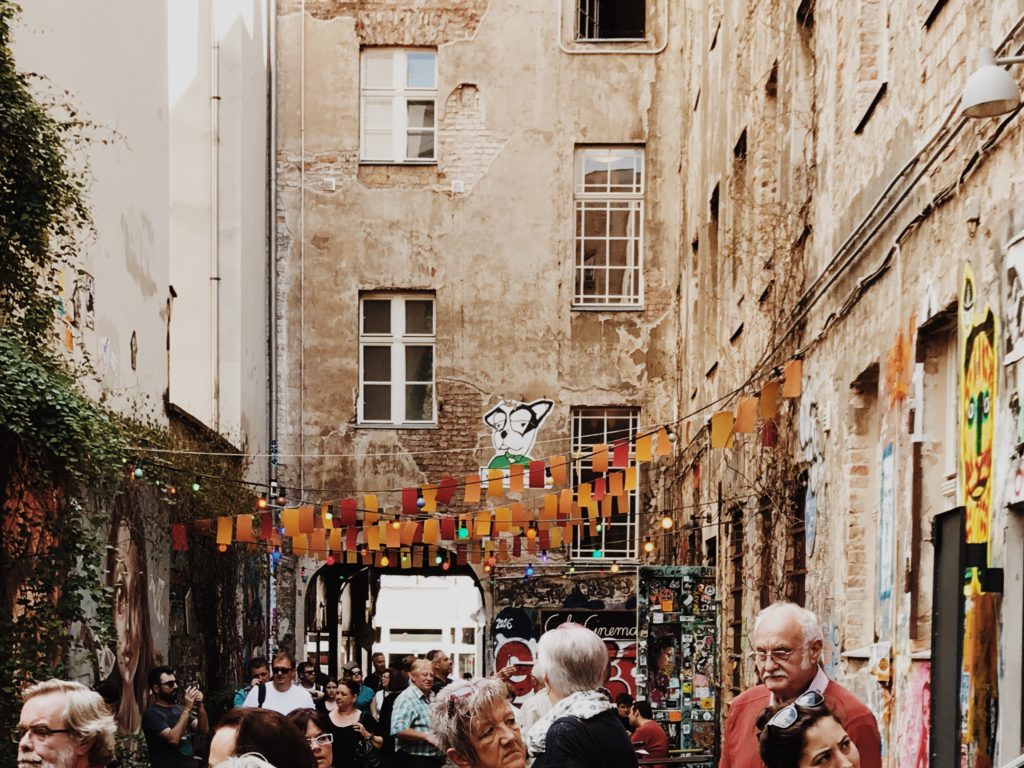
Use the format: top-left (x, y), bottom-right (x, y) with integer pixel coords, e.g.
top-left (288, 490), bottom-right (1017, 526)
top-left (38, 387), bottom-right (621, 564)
top-left (430, 677), bottom-right (527, 768)
top-left (525, 623), bottom-right (636, 768)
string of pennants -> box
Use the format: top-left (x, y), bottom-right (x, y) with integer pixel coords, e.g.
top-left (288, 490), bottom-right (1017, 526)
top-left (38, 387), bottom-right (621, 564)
top-left (172, 360), bottom-right (802, 562)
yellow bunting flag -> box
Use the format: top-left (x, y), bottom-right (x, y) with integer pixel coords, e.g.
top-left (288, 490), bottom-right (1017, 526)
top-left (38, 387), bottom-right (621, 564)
top-left (550, 526), bottom-right (563, 549)
top-left (591, 445), bottom-right (609, 472)
top-left (299, 505), bottom-right (315, 534)
top-left (236, 515), bottom-right (255, 543)
top-left (635, 434), bottom-right (653, 462)
top-left (282, 507), bottom-right (300, 537)
top-left (464, 475), bottom-right (482, 503)
top-left (601, 495), bottom-right (614, 519)
top-left (711, 411), bottom-right (735, 449)
top-left (609, 471), bottom-right (624, 498)
top-left (511, 502), bottom-right (529, 533)
top-left (540, 496), bottom-right (557, 530)
top-left (216, 517), bottom-right (233, 547)
top-left (363, 494), bottom-right (379, 513)
top-left (783, 359), bottom-right (803, 398)
top-left (508, 464), bottom-right (525, 493)
top-left (735, 396), bottom-right (757, 434)
top-left (367, 524), bottom-right (382, 551)
top-left (760, 381), bottom-right (780, 418)
top-left (656, 428), bottom-right (672, 456)
top-left (624, 465), bottom-right (638, 492)
top-left (321, 503), bottom-right (331, 523)
top-left (559, 489), bottom-right (573, 517)
top-left (487, 469), bottom-right (505, 498)
top-left (421, 485), bottom-right (438, 513)
top-left (494, 507), bottom-right (512, 533)
top-left (577, 483), bottom-right (595, 512)
top-left (423, 519), bottom-right (441, 545)
top-left (475, 511), bottom-right (491, 538)
top-left (293, 534), bottom-right (309, 557)
top-left (345, 550), bottom-right (358, 564)
top-left (311, 529), bottom-right (327, 559)
top-left (401, 521), bottom-right (418, 546)
top-left (329, 528), bottom-right (342, 553)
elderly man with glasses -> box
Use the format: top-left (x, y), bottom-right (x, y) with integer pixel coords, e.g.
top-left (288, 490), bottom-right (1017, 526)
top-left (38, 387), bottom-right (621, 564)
top-left (719, 602), bottom-right (880, 768)
top-left (141, 666), bottom-right (209, 768)
top-left (240, 651), bottom-right (315, 715)
top-left (15, 679), bottom-right (117, 768)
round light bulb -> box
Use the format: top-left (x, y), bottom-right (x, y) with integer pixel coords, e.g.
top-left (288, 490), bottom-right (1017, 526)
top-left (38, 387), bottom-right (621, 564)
top-left (661, 515), bottom-right (674, 530)
top-left (381, 555), bottom-right (390, 567)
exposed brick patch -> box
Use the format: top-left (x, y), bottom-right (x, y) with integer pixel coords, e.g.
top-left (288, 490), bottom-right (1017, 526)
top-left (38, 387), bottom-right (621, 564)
top-left (279, 0), bottom-right (488, 45)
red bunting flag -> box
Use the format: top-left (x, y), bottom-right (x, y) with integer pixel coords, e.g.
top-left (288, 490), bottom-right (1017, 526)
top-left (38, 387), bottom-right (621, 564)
top-left (593, 477), bottom-right (606, 501)
top-left (529, 460), bottom-right (546, 488)
top-left (172, 523), bottom-right (188, 551)
top-left (402, 488), bottom-right (419, 515)
top-left (345, 526), bottom-right (359, 551)
top-left (260, 512), bottom-right (273, 541)
top-left (440, 517), bottom-right (456, 541)
top-left (513, 536), bottom-right (522, 557)
top-left (340, 498), bottom-right (358, 526)
top-left (612, 439), bottom-right (630, 468)
top-left (437, 475), bottom-right (458, 504)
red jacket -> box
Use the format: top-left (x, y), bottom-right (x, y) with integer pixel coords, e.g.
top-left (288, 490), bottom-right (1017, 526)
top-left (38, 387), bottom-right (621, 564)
top-left (718, 680), bottom-right (881, 768)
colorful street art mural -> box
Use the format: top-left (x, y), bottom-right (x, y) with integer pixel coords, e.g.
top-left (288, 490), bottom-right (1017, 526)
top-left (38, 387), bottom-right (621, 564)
top-left (957, 266), bottom-right (998, 768)
top-left (876, 444), bottom-right (895, 638)
top-left (896, 662), bottom-right (930, 768)
top-left (492, 606), bottom-right (539, 704)
top-left (483, 399), bottom-right (553, 469)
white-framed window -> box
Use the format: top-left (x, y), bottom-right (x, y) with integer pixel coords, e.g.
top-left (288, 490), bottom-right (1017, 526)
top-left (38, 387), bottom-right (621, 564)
top-left (359, 294), bottom-right (435, 425)
top-left (360, 48), bottom-right (437, 164)
top-left (577, 0), bottom-right (646, 40)
top-left (573, 147), bottom-right (644, 308)
top-left (570, 407), bottom-right (639, 561)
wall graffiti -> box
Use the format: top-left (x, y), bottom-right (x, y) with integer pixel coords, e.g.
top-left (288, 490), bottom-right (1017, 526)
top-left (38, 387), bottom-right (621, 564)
top-left (876, 444), bottom-right (895, 637)
top-left (957, 265), bottom-right (998, 768)
top-left (492, 573), bottom-right (636, 610)
top-left (483, 399), bottom-right (553, 469)
top-left (491, 607), bottom-right (538, 703)
top-left (897, 662), bottom-right (930, 768)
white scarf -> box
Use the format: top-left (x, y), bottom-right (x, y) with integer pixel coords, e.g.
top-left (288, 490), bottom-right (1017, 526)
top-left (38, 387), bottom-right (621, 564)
top-left (525, 690), bottom-right (614, 756)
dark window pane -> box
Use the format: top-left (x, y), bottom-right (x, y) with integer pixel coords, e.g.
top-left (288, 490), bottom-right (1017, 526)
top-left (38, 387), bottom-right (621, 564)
top-left (405, 300), bottom-right (433, 334)
top-left (363, 384), bottom-right (391, 420)
top-left (405, 346), bottom-right (433, 382)
top-left (405, 384), bottom-right (433, 421)
top-left (363, 300), bottom-right (391, 334)
top-left (363, 346), bottom-right (391, 381)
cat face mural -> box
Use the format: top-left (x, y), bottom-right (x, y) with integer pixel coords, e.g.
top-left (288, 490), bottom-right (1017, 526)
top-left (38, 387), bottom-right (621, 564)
top-left (483, 400), bottom-right (553, 470)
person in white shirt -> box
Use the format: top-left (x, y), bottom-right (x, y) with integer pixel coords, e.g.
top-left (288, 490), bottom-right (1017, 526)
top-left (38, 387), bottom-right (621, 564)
top-left (241, 651), bottom-right (315, 715)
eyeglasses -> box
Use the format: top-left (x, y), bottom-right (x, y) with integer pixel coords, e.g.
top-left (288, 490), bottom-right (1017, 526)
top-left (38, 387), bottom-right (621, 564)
top-left (766, 691), bottom-right (825, 730)
top-left (748, 644), bottom-right (806, 664)
top-left (160, 680), bottom-right (180, 688)
top-left (11, 726), bottom-right (75, 743)
top-left (272, 667), bottom-right (293, 675)
top-left (306, 733), bottom-right (334, 747)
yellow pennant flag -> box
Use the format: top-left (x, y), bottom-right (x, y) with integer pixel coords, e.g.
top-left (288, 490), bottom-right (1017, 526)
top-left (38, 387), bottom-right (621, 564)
top-left (367, 524), bottom-right (381, 551)
top-left (235, 515), bottom-right (255, 543)
top-left (421, 485), bottom-right (438, 513)
top-left (345, 550), bottom-right (358, 564)
top-left (635, 434), bottom-right (653, 463)
top-left (624, 465), bottom-right (638, 492)
top-left (559, 489), bottom-right (573, 517)
top-left (494, 507), bottom-right (512, 533)
top-left (783, 359), bottom-right (803, 398)
top-left (363, 495), bottom-right (379, 513)
top-left (549, 456), bottom-right (568, 486)
top-left (487, 469), bottom-right (505, 498)
top-left (216, 517), bottom-right (233, 547)
top-left (401, 521), bottom-right (418, 546)
top-left (711, 412), bottom-right (735, 449)
top-left (311, 529), bottom-right (327, 559)
top-left (475, 511), bottom-right (492, 538)
top-left (656, 428), bottom-right (672, 456)
top-left (329, 528), bottom-right (342, 552)
top-left (508, 464), bottom-right (525, 493)
top-left (760, 381), bottom-right (780, 418)
top-left (735, 396), bottom-right (757, 434)
top-left (464, 475), bottom-right (482, 503)
top-left (511, 502), bottom-right (530, 533)
top-left (550, 527), bottom-right (563, 549)
top-left (386, 521), bottom-right (401, 548)
top-left (282, 507), bottom-right (300, 538)
top-left (423, 519), bottom-right (441, 545)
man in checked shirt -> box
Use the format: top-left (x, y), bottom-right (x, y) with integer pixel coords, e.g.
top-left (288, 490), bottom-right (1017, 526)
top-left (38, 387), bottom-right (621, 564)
top-left (391, 658), bottom-right (445, 768)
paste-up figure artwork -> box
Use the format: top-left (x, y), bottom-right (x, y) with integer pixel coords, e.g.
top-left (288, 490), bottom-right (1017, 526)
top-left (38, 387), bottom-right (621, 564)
top-left (483, 399), bottom-right (553, 469)
top-left (958, 265), bottom-right (999, 768)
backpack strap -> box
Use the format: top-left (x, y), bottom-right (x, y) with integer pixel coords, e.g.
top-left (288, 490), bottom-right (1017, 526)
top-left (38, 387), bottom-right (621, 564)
top-left (257, 682), bottom-right (267, 708)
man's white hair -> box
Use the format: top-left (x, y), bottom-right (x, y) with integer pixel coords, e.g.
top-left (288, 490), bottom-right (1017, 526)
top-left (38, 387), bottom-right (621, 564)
top-left (753, 601), bottom-right (824, 643)
top-left (22, 679), bottom-right (117, 765)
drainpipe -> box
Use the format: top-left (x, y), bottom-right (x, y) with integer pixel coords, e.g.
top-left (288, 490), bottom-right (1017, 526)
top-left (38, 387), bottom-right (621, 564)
top-left (211, 23), bottom-right (222, 432)
top-left (266, 0), bottom-right (278, 659)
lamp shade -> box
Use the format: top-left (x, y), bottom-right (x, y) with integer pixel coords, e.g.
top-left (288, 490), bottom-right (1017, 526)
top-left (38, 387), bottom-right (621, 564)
top-left (961, 48), bottom-right (1021, 118)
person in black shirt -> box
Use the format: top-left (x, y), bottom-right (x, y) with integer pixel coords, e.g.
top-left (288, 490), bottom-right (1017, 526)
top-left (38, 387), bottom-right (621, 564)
top-left (142, 666), bottom-right (209, 768)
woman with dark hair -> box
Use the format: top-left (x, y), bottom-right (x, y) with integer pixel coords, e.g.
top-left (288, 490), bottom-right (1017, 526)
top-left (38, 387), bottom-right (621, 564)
top-left (326, 679), bottom-right (382, 767)
top-left (319, 678), bottom-right (340, 715)
top-left (757, 693), bottom-right (860, 768)
top-left (208, 707), bottom-right (316, 768)
top-left (289, 708), bottom-right (335, 768)
top-left (376, 666), bottom-right (409, 767)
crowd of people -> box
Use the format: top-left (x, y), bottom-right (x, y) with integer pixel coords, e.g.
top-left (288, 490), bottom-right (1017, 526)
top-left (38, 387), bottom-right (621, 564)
top-left (14, 601), bottom-right (880, 768)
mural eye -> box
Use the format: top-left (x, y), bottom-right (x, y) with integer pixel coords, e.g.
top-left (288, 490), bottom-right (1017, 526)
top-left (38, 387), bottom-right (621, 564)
top-left (967, 397), bottom-right (976, 423)
top-left (982, 392), bottom-right (991, 417)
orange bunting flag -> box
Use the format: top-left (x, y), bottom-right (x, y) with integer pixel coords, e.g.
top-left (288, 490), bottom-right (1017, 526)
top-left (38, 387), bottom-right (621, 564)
top-left (311, 529), bottom-right (327, 559)
top-left (299, 505), bottom-right (315, 534)
top-left (464, 475), bottom-right (482, 503)
top-left (282, 507), bottom-right (300, 538)
top-left (421, 485), bottom-right (438, 513)
top-left (412, 548), bottom-right (424, 568)
top-left (656, 428), bottom-right (672, 456)
top-left (760, 381), bottom-right (780, 418)
top-left (363, 512), bottom-right (379, 541)
top-left (601, 495), bottom-right (614, 518)
top-left (423, 519), bottom-right (441, 545)
top-left (783, 359), bottom-right (803, 398)
top-left (216, 517), bottom-right (233, 547)
top-left (346, 550), bottom-right (358, 564)
top-left (577, 483), bottom-right (595, 512)
top-left (624, 465), bottom-right (638, 492)
top-left (549, 527), bottom-right (563, 549)
top-left (635, 434), bottom-right (653, 463)
top-left (558, 489), bottom-right (573, 519)
top-left (293, 534), bottom-right (309, 557)
top-left (475, 511), bottom-right (491, 538)
top-left (494, 507), bottom-right (512, 533)
top-left (401, 521), bottom-right (418, 546)
top-left (735, 396), bottom-right (757, 434)
top-left (526, 534), bottom-right (538, 554)
top-left (609, 471), bottom-right (624, 498)
top-left (329, 528), bottom-right (342, 553)
top-left (363, 494), bottom-right (379, 513)
top-left (386, 521), bottom-right (401, 548)
top-left (549, 456), bottom-right (568, 486)
top-left (320, 503), bottom-right (331, 525)
top-left (591, 444), bottom-right (609, 472)
top-left (487, 469), bottom-right (505, 498)
top-left (710, 412), bottom-right (735, 449)
top-left (498, 539), bottom-right (510, 563)
top-left (236, 515), bottom-right (255, 543)
top-left (511, 502), bottom-right (530, 533)
top-left (508, 464), bottom-right (525, 493)
top-left (541, 496), bottom-right (558, 530)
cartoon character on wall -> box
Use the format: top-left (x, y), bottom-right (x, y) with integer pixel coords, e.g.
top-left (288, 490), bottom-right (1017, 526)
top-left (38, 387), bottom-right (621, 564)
top-left (483, 399), bottom-right (553, 469)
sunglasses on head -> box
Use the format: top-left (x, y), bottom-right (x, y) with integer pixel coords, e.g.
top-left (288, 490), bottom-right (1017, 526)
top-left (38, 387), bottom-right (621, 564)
top-left (446, 679), bottom-right (487, 718)
top-left (766, 690), bottom-right (825, 730)
top-left (272, 666), bottom-right (293, 675)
